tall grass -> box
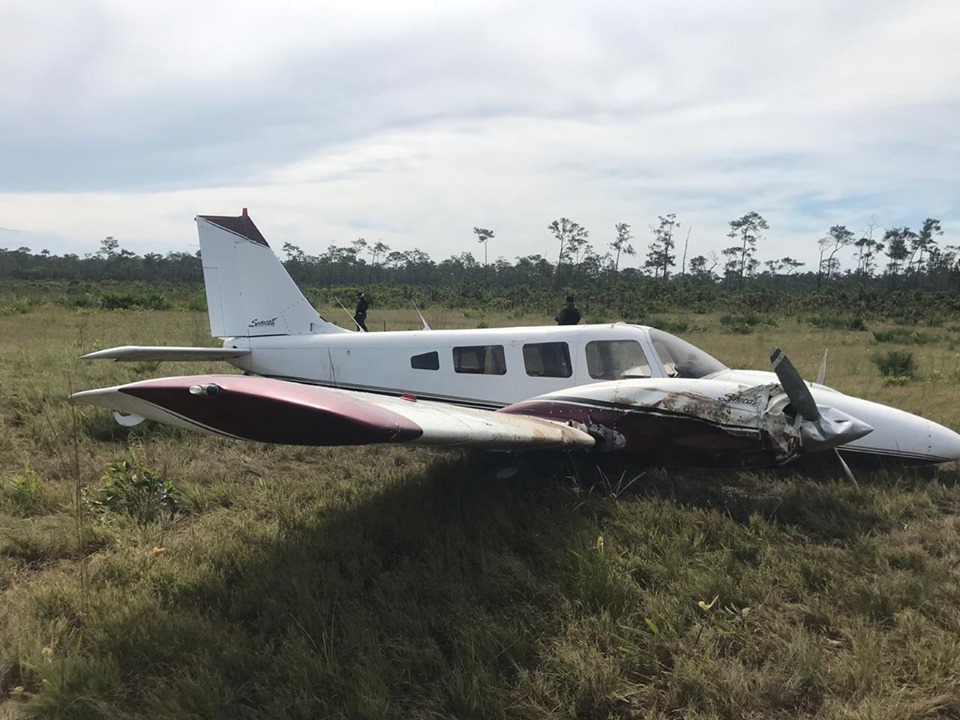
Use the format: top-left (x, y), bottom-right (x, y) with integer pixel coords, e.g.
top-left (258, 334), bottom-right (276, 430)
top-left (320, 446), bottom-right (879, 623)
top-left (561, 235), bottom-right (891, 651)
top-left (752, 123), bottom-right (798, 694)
top-left (1, 304), bottom-right (960, 718)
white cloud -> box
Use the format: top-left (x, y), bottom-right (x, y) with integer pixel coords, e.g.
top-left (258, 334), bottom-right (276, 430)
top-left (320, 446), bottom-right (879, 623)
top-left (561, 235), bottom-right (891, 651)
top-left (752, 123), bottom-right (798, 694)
top-left (0, 0), bottom-right (957, 269)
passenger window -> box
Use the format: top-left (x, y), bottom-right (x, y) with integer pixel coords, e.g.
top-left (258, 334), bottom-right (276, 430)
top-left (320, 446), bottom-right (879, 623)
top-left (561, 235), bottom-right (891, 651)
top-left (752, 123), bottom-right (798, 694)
top-left (523, 342), bottom-right (572, 378)
top-left (453, 345), bottom-right (507, 375)
top-left (410, 351), bottom-right (439, 370)
top-left (585, 340), bottom-right (651, 380)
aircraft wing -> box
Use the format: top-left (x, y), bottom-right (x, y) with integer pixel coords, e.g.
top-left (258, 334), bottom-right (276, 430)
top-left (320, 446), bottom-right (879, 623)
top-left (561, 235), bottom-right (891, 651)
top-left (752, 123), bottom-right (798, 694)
top-left (80, 346), bottom-right (251, 362)
top-left (71, 374), bottom-right (595, 451)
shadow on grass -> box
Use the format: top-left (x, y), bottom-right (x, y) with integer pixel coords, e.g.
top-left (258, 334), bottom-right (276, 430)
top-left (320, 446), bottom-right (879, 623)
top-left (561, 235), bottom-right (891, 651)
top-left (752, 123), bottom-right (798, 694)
top-left (22, 450), bottom-right (958, 719)
top-left (29, 452), bottom-right (615, 719)
top-left (554, 453), bottom-right (951, 544)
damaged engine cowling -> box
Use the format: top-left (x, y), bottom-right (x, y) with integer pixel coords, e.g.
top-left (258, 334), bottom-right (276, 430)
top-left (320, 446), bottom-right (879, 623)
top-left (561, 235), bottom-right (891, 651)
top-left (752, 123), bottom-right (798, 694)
top-left (502, 379), bottom-right (873, 468)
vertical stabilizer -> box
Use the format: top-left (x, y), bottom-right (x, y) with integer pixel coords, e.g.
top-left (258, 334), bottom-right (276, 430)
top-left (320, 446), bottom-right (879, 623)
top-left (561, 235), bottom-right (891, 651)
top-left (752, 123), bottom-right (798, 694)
top-left (195, 210), bottom-right (347, 338)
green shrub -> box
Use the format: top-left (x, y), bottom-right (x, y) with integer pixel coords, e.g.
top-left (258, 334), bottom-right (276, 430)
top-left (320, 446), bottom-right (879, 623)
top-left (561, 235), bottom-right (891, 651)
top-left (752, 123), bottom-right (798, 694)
top-left (872, 350), bottom-right (917, 381)
top-left (100, 290), bottom-right (171, 311)
top-left (847, 316), bottom-right (867, 331)
top-left (809, 314), bottom-right (867, 331)
top-left (0, 299), bottom-right (32, 316)
top-left (86, 460), bottom-right (179, 523)
top-left (651, 318), bottom-right (691, 334)
top-left (139, 291), bottom-right (171, 311)
top-left (100, 291), bottom-right (138, 310)
top-left (882, 375), bottom-right (913, 386)
top-left (872, 329), bottom-right (931, 345)
top-left (186, 292), bottom-right (208, 311)
top-left (132, 361), bottom-right (161, 376)
top-left (719, 313), bottom-right (774, 335)
top-left (60, 292), bottom-right (98, 308)
top-left (2, 466), bottom-right (50, 515)
top-left (719, 313), bottom-right (776, 332)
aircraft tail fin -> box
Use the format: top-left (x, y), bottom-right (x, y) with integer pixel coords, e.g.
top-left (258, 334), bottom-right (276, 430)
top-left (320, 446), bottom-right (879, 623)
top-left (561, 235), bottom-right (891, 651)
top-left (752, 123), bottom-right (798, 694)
top-left (196, 210), bottom-right (348, 338)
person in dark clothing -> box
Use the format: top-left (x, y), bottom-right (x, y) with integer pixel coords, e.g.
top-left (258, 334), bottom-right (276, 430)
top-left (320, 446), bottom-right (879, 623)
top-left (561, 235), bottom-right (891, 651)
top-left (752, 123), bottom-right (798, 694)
top-left (555, 295), bottom-right (581, 325)
top-left (354, 291), bottom-right (369, 332)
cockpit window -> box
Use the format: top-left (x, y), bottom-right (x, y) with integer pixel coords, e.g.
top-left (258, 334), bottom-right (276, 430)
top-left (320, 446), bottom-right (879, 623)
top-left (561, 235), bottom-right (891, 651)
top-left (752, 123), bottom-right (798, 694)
top-left (585, 340), bottom-right (652, 380)
top-left (648, 328), bottom-right (727, 378)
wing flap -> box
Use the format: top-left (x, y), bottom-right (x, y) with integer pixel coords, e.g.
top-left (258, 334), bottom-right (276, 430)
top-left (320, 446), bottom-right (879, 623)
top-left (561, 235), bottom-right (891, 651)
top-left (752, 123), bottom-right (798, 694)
top-left (80, 346), bottom-right (251, 362)
top-left (71, 375), bottom-right (595, 450)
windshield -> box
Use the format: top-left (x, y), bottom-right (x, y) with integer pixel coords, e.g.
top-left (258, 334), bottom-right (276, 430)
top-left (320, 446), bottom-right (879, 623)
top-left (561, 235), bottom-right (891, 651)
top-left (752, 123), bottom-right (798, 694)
top-left (648, 328), bottom-right (727, 378)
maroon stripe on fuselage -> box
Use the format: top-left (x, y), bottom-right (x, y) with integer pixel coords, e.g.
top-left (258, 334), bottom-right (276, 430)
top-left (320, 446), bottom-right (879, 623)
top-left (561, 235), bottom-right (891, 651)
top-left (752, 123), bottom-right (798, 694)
top-left (120, 376), bottom-right (423, 446)
top-left (505, 400), bottom-right (778, 468)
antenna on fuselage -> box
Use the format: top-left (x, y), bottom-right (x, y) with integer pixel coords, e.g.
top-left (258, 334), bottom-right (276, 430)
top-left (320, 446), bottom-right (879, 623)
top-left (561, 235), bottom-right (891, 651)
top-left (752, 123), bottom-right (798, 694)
top-left (412, 301), bottom-right (431, 331)
top-left (334, 296), bottom-right (365, 332)
top-left (817, 349), bottom-right (828, 385)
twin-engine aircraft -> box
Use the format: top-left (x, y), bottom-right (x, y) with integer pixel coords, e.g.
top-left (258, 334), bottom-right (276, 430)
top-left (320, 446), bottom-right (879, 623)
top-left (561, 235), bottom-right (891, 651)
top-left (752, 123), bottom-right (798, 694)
top-left (73, 211), bottom-right (960, 470)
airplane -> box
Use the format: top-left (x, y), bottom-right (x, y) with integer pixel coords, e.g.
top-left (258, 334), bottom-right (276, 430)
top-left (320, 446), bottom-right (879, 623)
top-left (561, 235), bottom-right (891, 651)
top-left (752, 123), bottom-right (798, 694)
top-left (73, 210), bottom-right (960, 470)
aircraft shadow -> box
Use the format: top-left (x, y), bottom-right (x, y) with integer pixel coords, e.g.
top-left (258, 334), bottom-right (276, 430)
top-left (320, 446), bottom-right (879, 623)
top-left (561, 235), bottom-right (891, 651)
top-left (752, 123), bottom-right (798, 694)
top-left (90, 449), bottom-right (955, 716)
top-left (553, 452), bottom-right (954, 543)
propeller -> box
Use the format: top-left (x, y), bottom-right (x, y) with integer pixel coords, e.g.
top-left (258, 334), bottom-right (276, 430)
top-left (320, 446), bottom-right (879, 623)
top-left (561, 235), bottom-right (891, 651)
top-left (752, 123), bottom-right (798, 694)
top-left (770, 348), bottom-right (819, 422)
top-left (770, 347), bottom-right (871, 486)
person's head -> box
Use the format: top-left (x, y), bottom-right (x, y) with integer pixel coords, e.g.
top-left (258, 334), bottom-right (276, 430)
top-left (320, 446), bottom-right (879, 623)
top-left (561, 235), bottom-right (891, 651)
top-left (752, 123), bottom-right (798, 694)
top-left (566, 295), bottom-right (575, 304)
top-left (356, 291), bottom-right (364, 298)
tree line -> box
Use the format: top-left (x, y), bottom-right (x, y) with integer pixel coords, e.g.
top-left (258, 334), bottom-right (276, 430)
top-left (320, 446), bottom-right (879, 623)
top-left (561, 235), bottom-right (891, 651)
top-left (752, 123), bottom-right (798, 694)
top-left (1, 213), bottom-right (955, 292)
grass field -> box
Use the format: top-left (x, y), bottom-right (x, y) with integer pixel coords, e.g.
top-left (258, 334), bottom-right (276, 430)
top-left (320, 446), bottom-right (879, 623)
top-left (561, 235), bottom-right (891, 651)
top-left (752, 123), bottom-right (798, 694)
top-left (2, 303), bottom-right (960, 719)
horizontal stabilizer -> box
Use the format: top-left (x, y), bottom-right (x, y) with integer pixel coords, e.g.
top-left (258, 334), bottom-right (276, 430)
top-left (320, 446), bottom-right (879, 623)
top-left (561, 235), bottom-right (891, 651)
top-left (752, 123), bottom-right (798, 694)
top-left (80, 346), bottom-right (251, 362)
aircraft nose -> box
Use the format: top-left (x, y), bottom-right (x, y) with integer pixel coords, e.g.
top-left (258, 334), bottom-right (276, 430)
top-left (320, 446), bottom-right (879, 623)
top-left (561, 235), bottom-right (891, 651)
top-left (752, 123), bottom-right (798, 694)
top-left (800, 406), bottom-right (873, 452)
top-left (928, 420), bottom-right (960, 462)
top-left (843, 415), bottom-right (875, 444)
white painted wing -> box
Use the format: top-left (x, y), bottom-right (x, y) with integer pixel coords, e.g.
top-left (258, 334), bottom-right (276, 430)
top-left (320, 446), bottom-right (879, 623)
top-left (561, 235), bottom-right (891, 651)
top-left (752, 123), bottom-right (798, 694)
top-left (80, 346), bottom-right (251, 362)
top-left (71, 374), bottom-right (595, 451)
top-left (359, 393), bottom-right (595, 449)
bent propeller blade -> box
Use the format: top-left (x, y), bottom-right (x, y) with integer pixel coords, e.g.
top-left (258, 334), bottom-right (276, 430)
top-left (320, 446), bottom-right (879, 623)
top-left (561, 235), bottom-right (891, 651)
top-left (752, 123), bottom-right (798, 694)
top-left (770, 347), bottom-right (873, 454)
top-left (770, 347), bottom-right (819, 422)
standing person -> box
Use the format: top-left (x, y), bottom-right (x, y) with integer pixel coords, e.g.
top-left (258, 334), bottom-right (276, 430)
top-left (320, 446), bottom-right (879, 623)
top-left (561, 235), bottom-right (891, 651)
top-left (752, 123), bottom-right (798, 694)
top-left (354, 291), bottom-right (369, 332)
top-left (555, 295), bottom-right (581, 325)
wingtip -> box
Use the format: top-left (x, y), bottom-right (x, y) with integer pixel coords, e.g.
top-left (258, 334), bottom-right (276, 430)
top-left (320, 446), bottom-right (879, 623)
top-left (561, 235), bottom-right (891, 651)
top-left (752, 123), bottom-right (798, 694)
top-left (79, 347), bottom-right (128, 360)
top-left (69, 386), bottom-right (121, 405)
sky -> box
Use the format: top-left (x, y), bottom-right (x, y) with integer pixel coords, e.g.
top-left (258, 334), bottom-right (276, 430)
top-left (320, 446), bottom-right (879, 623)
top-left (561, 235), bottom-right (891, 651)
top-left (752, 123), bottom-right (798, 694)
top-left (1, 0), bottom-right (958, 271)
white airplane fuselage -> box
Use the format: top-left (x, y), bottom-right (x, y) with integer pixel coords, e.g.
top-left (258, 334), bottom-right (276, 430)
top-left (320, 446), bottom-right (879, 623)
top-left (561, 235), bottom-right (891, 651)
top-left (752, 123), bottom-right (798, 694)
top-left (221, 323), bottom-right (677, 408)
